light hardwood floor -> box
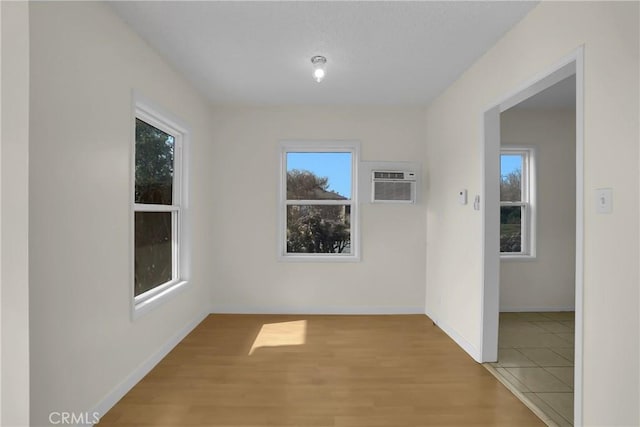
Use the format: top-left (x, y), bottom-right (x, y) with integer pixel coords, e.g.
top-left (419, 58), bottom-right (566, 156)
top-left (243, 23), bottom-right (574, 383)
top-left (99, 315), bottom-right (544, 426)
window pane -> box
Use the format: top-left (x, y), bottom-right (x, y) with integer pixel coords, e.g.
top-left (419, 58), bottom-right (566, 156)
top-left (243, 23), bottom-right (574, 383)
top-left (286, 152), bottom-right (351, 200)
top-left (500, 154), bottom-right (522, 202)
top-left (135, 118), bottom-right (174, 205)
top-left (286, 204), bottom-right (351, 254)
top-left (135, 211), bottom-right (173, 296)
top-left (500, 205), bottom-right (522, 253)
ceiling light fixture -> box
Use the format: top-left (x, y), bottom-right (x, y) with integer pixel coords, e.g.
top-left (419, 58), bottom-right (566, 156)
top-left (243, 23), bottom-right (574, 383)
top-left (311, 55), bottom-right (327, 83)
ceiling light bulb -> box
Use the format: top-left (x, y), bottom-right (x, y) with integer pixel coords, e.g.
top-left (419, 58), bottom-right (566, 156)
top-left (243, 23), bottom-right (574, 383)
top-left (311, 56), bottom-right (327, 83)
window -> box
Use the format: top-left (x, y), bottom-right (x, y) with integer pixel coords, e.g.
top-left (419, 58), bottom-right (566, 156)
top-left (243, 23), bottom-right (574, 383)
top-left (500, 147), bottom-right (535, 257)
top-left (279, 141), bottom-right (360, 261)
top-left (133, 99), bottom-right (188, 316)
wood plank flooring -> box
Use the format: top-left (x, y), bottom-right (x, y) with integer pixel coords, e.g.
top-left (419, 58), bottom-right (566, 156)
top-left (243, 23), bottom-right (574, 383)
top-left (99, 315), bottom-right (544, 426)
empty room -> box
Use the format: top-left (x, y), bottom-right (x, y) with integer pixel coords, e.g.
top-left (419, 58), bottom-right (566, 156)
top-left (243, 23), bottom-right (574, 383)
top-left (1, 1), bottom-right (639, 426)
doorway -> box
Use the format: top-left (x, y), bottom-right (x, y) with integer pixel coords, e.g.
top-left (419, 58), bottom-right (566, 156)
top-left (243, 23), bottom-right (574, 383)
top-left (480, 48), bottom-right (584, 426)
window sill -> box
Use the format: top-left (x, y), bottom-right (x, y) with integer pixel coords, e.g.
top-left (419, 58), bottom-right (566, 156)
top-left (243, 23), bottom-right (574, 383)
top-left (132, 280), bottom-right (190, 320)
top-left (500, 255), bottom-right (537, 262)
top-left (279, 254), bottom-right (361, 263)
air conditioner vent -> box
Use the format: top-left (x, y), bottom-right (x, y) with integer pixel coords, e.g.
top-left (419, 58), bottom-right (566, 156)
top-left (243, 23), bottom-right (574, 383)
top-left (371, 170), bottom-right (416, 203)
top-left (373, 171), bottom-right (406, 180)
top-left (374, 181), bottom-right (412, 201)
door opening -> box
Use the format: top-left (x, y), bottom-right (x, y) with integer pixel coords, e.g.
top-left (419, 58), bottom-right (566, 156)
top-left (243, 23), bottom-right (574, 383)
top-left (481, 47), bottom-right (584, 425)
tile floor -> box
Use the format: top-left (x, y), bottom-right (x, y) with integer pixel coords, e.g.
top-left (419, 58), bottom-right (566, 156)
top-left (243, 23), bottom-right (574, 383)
top-left (487, 312), bottom-right (575, 427)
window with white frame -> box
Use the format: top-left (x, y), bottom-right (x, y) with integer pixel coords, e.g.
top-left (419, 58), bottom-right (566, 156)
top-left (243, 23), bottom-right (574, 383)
top-left (279, 142), bottom-right (359, 261)
top-left (500, 147), bottom-right (535, 257)
top-left (133, 101), bottom-right (187, 313)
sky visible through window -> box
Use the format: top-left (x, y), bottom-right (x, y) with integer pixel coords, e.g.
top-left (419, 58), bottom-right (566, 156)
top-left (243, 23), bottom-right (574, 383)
top-left (287, 152), bottom-right (352, 198)
top-left (501, 154), bottom-right (521, 177)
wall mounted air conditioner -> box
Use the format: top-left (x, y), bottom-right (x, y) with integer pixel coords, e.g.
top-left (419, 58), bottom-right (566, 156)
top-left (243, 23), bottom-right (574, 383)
top-left (371, 171), bottom-right (416, 203)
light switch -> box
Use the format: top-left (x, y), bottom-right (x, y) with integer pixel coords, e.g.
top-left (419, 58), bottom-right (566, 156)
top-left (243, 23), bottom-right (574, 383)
top-left (473, 195), bottom-right (480, 211)
top-left (595, 188), bottom-right (613, 214)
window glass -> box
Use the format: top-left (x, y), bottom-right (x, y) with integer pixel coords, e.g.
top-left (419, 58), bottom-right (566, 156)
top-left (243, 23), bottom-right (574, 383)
top-left (500, 205), bottom-right (522, 253)
top-left (500, 154), bottom-right (522, 202)
top-left (134, 211), bottom-right (173, 296)
top-left (286, 205), bottom-right (351, 254)
top-left (286, 152), bottom-right (352, 200)
top-left (135, 118), bottom-right (174, 205)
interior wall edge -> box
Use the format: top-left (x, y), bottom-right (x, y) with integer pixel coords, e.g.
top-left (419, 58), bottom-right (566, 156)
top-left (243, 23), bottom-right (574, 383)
top-left (426, 308), bottom-right (481, 362)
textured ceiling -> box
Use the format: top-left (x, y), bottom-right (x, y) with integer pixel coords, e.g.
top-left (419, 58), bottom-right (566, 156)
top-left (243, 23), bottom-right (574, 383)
top-left (110, 1), bottom-right (538, 106)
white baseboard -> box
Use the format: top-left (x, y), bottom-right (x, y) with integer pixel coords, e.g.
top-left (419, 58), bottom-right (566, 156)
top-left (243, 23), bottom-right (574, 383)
top-left (89, 309), bottom-right (209, 426)
top-left (210, 305), bottom-right (425, 315)
top-left (500, 306), bottom-right (575, 312)
top-left (425, 308), bottom-right (481, 362)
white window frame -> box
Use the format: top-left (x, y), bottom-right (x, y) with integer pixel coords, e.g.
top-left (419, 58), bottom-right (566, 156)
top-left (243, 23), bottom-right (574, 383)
top-left (132, 95), bottom-right (190, 319)
top-left (278, 141), bottom-right (360, 262)
top-left (500, 146), bottom-right (536, 259)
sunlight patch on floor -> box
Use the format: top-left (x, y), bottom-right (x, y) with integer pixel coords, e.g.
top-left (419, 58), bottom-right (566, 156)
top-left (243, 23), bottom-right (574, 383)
top-left (248, 320), bottom-right (307, 355)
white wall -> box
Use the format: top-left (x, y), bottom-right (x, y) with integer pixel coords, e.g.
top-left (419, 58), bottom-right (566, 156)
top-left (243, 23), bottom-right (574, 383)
top-left (209, 106), bottom-right (426, 314)
top-left (500, 108), bottom-right (576, 312)
top-left (0, 1), bottom-right (30, 425)
top-left (425, 2), bottom-right (638, 425)
top-left (29, 2), bottom-right (213, 425)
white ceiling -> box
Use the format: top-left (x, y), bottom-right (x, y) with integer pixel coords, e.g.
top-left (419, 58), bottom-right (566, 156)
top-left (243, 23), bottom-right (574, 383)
top-left (513, 75), bottom-right (576, 110)
top-left (110, 1), bottom-right (538, 106)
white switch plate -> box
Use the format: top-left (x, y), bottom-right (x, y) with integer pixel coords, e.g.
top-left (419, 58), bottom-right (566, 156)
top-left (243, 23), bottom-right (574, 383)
top-left (458, 189), bottom-right (467, 205)
top-left (595, 188), bottom-right (613, 214)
